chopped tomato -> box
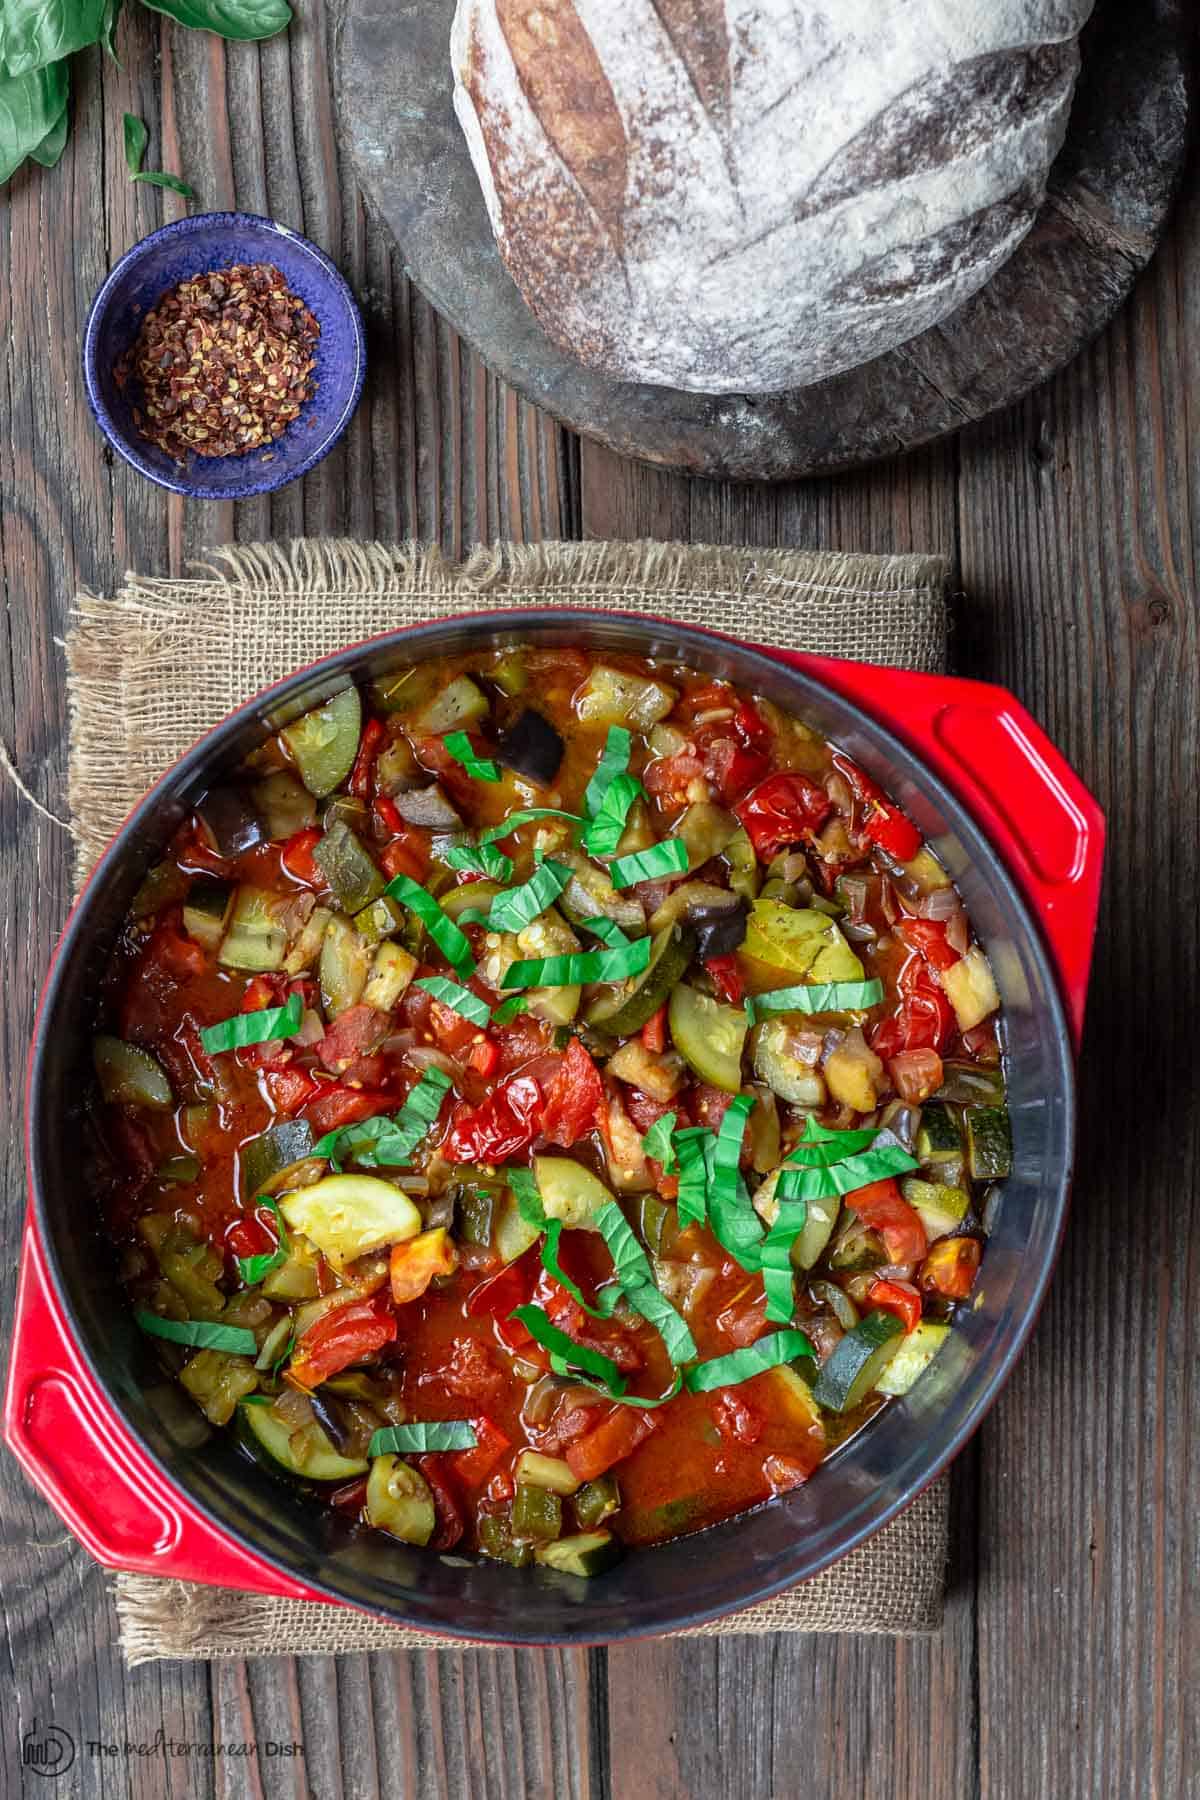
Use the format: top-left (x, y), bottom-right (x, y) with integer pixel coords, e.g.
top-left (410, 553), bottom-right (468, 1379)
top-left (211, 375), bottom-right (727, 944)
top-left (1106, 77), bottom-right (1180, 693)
top-left (641, 1004), bottom-right (667, 1055)
top-left (894, 918), bottom-right (960, 972)
top-left (537, 1401), bottom-right (603, 1455)
top-left (443, 1335), bottom-right (505, 1407)
top-left (318, 1004), bottom-right (391, 1073)
top-left (692, 1083), bottom-right (735, 1135)
top-left (492, 1012), bottom-right (552, 1073)
top-left (225, 1213), bottom-right (275, 1264)
top-left (644, 747), bottom-right (704, 808)
top-left (623, 1087), bottom-right (677, 1134)
top-left (415, 1453), bottom-right (466, 1551)
top-left (735, 771), bottom-right (832, 862)
top-left (444, 1073), bottom-right (543, 1163)
top-left (148, 922), bottom-right (208, 982)
top-left (465, 1248), bottom-right (538, 1322)
top-left (429, 999), bottom-right (481, 1054)
top-left (831, 752), bottom-right (922, 863)
top-left (380, 839), bottom-right (427, 883)
top-left (540, 1038), bottom-right (604, 1148)
top-left (848, 1178), bottom-right (927, 1266)
top-left (867, 1277), bottom-right (923, 1334)
top-left (920, 1236), bottom-right (981, 1300)
top-left (466, 1036), bottom-right (501, 1078)
top-left (486, 1469), bottom-right (515, 1504)
top-left (280, 826), bottom-right (324, 886)
top-left (716, 1291), bottom-right (768, 1348)
top-left (762, 1453), bottom-right (812, 1493)
top-left (449, 1415), bottom-right (511, 1487)
top-left (705, 953), bottom-right (744, 1004)
top-left (703, 736), bottom-right (770, 807)
top-left (887, 1047), bottom-right (944, 1104)
top-left (263, 1065), bottom-right (323, 1115)
top-left (711, 1390), bottom-right (764, 1445)
top-left (303, 1083), bottom-right (394, 1136)
top-left (565, 1407), bottom-right (658, 1483)
top-left (349, 716), bottom-right (384, 799)
top-left (288, 1297), bottom-right (397, 1389)
top-left (871, 959), bottom-right (955, 1061)
top-left (390, 1228), bottom-right (457, 1304)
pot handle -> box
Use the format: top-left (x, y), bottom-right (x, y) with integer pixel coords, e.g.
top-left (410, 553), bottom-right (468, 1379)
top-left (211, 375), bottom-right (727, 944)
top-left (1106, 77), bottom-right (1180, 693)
top-left (771, 653), bottom-right (1105, 1052)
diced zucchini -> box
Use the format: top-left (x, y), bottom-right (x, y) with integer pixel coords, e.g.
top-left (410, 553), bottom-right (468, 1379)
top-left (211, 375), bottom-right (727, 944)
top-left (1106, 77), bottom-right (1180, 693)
top-left (874, 1321), bottom-right (950, 1397)
top-left (493, 1189), bottom-right (542, 1264)
top-left (219, 885), bottom-right (288, 973)
top-left (362, 940), bottom-right (419, 1010)
top-left (753, 1170), bottom-right (840, 1269)
top-left (365, 1454), bottom-right (436, 1545)
top-left (130, 859), bottom-right (190, 918)
top-left (585, 924), bottom-right (694, 1036)
top-left (512, 1481), bottom-right (563, 1540)
top-left (811, 1311), bottom-right (904, 1413)
top-left (93, 1036), bottom-right (174, 1110)
top-left (824, 1028), bottom-right (884, 1113)
top-left (440, 879), bottom-right (503, 921)
top-left (412, 674), bottom-right (490, 735)
top-left (557, 848), bottom-right (646, 933)
top-left (901, 1176), bottom-right (970, 1241)
top-left (966, 1105), bottom-right (1012, 1179)
top-left (282, 687), bottom-right (363, 798)
top-left (518, 908), bottom-right (582, 1026)
top-left (533, 1156), bottom-right (614, 1231)
top-left (180, 1351), bottom-right (259, 1426)
top-left (638, 1195), bottom-right (673, 1254)
top-left (743, 902), bottom-right (864, 982)
top-left (478, 1510), bottom-right (534, 1567)
top-left (810, 1277), bottom-right (859, 1331)
top-left (605, 1038), bottom-right (685, 1102)
top-left (260, 1237), bottom-right (322, 1301)
top-left (746, 1085), bottom-right (781, 1172)
top-left (355, 894), bottom-right (406, 946)
top-left (369, 666), bottom-right (437, 716)
top-left (725, 825), bottom-right (760, 901)
top-left (575, 666), bottom-right (677, 731)
top-left (935, 1062), bottom-right (1006, 1106)
top-left (159, 1248), bottom-right (226, 1321)
top-left (491, 651), bottom-right (528, 697)
top-left (319, 913), bottom-right (372, 1015)
top-left (279, 1174), bottom-right (423, 1270)
top-left (283, 905), bottom-right (332, 975)
top-left (572, 1474), bottom-right (620, 1530)
top-left (321, 793), bottom-right (371, 836)
top-left (456, 1182), bottom-right (496, 1246)
top-left (515, 1451), bottom-right (580, 1495)
top-left (752, 1017), bottom-right (825, 1107)
top-left (182, 877), bottom-right (234, 951)
top-left (916, 1102), bottom-right (963, 1163)
top-left (763, 1361), bottom-right (822, 1432)
top-left (668, 984), bottom-right (748, 1093)
top-left (240, 1119), bottom-right (317, 1197)
top-left (828, 1215), bottom-right (887, 1272)
top-left (676, 801), bottom-right (738, 869)
top-left (941, 946), bottom-right (1001, 1033)
top-left (900, 847), bottom-right (952, 892)
top-left (535, 1530), bottom-right (622, 1576)
top-left (157, 1153), bottom-right (201, 1185)
top-left (313, 821), bottom-right (385, 914)
top-left (254, 771), bottom-right (317, 840)
top-left (237, 1398), bottom-right (368, 1480)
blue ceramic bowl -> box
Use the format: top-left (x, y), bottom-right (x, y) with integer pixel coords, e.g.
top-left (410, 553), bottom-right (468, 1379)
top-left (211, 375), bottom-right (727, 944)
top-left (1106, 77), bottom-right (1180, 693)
top-left (82, 213), bottom-right (366, 499)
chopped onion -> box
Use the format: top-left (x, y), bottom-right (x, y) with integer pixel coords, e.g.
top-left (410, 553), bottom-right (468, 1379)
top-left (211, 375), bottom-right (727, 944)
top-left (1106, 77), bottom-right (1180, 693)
top-left (404, 1045), bottom-right (460, 1079)
top-left (778, 852), bottom-right (811, 884)
top-left (839, 873), bottom-right (869, 922)
top-left (692, 707), bottom-right (736, 727)
top-left (293, 1008), bottom-right (325, 1047)
top-left (826, 771), bottom-right (854, 815)
top-left (880, 1098), bottom-right (921, 1149)
top-left (916, 884), bottom-right (961, 921)
top-left (946, 909), bottom-right (971, 957)
top-left (880, 875), bottom-right (899, 926)
top-left (784, 1027), bottom-right (825, 1067)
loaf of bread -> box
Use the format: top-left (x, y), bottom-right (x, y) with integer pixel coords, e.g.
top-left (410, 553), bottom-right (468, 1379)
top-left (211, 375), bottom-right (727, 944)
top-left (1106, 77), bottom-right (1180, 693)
top-left (451, 0), bottom-right (1094, 394)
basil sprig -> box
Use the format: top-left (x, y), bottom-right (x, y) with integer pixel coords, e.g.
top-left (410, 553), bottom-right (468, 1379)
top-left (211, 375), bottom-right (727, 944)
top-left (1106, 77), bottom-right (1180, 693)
top-left (123, 111), bottom-right (194, 195)
top-left (414, 976), bottom-right (492, 1029)
top-left (200, 991), bottom-right (301, 1055)
top-left (135, 1310), bottom-right (257, 1355)
top-left (746, 979), bottom-right (884, 1021)
top-left (442, 731), bottom-right (500, 782)
top-left (368, 1421), bottom-right (477, 1456)
top-left (315, 1067), bottom-right (452, 1169)
top-left (684, 1330), bottom-right (816, 1394)
top-left (444, 841), bottom-right (514, 882)
top-left (706, 1095), bottom-right (765, 1272)
top-left (236, 1194), bottom-right (289, 1286)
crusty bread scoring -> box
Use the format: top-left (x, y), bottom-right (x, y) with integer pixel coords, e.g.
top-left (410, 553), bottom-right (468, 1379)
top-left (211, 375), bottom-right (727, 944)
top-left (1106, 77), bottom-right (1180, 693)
top-left (451, 0), bottom-right (1094, 394)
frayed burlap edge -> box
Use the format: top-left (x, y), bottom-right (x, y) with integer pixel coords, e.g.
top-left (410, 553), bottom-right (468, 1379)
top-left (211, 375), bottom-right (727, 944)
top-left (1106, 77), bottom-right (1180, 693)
top-left (64, 535), bottom-right (950, 1659)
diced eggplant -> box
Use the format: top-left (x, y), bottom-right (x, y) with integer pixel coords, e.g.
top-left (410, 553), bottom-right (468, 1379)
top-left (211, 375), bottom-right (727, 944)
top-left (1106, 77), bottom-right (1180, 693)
top-left (606, 1039), bottom-right (686, 1102)
top-left (93, 1036), bottom-right (174, 1110)
top-left (321, 794), bottom-right (371, 835)
top-left (391, 784), bottom-right (463, 830)
top-left (828, 1215), bottom-right (887, 1273)
top-left (412, 675), bottom-right (490, 735)
top-left (690, 896), bottom-right (749, 961)
top-left (365, 1454), bottom-right (436, 1545)
top-left (355, 895), bottom-right (406, 946)
top-left (557, 849), bottom-right (646, 934)
top-left (824, 1027), bottom-right (884, 1113)
top-left (130, 860), bottom-right (190, 918)
top-left (745, 1084), bottom-right (781, 1172)
top-left (676, 801), bottom-right (738, 870)
top-left (648, 880), bottom-right (739, 934)
top-left (942, 946), bottom-right (1001, 1033)
top-left (490, 651), bottom-right (528, 697)
top-left (195, 786), bottom-right (264, 857)
top-left (281, 687), bottom-right (363, 798)
top-left (753, 1017), bottom-right (825, 1107)
top-left (668, 984), bottom-right (747, 1093)
top-left (182, 877), bottom-right (234, 952)
top-left (238, 1397), bottom-right (367, 1480)
top-left (254, 771), bottom-right (317, 840)
top-left (575, 666), bottom-right (677, 730)
top-left (313, 821), bottom-right (384, 914)
top-left (374, 732), bottom-right (422, 795)
top-left (283, 905), bottom-right (333, 975)
top-left (496, 708), bottom-right (564, 785)
top-left (219, 885), bottom-right (288, 972)
top-left (362, 941), bottom-right (419, 1010)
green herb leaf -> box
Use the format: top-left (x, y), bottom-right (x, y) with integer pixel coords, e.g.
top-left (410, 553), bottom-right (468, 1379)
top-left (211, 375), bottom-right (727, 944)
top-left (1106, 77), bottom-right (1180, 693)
top-left (235, 1194), bottom-right (289, 1286)
top-left (491, 994), bottom-right (531, 1025)
top-left (595, 1202), bottom-right (697, 1363)
top-left (27, 85), bottom-right (69, 166)
top-left (137, 0), bottom-right (292, 42)
top-left (240, 1394), bottom-right (272, 1406)
top-left (122, 109), bottom-right (146, 172)
top-left (501, 934), bottom-right (652, 991)
top-left (1, 1), bottom-right (106, 81)
top-left (582, 770), bottom-right (646, 858)
top-left (583, 726), bottom-right (632, 819)
top-left (609, 838), bottom-right (689, 890)
top-left (315, 1068), bottom-right (452, 1170)
top-left (761, 1195), bottom-right (807, 1324)
top-left (199, 991), bottom-right (301, 1055)
top-left (133, 169), bottom-right (195, 196)
top-left (271, 1329), bottom-right (296, 1377)
top-left (746, 979), bottom-right (885, 1021)
top-left (641, 1112), bottom-right (677, 1173)
top-left (507, 1168), bottom-right (622, 1319)
top-left (368, 1421), bottom-right (477, 1456)
top-left (135, 1310), bottom-right (257, 1355)
top-left (442, 730), bottom-right (500, 783)
top-left (510, 1304), bottom-right (628, 1397)
top-left (481, 859), bottom-right (572, 934)
top-left (0, 58), bottom-right (69, 185)
top-left (414, 976), bottom-right (491, 1029)
top-left (673, 1127), bottom-right (712, 1228)
top-left (444, 842), bottom-right (513, 882)
top-left (576, 916), bottom-right (632, 948)
top-left (707, 1095), bottom-right (764, 1272)
top-left (383, 873), bottom-right (474, 976)
top-left (777, 1142), bottom-right (919, 1202)
top-left (556, 1368), bottom-right (684, 1410)
top-left (479, 807), bottom-right (583, 847)
top-left (684, 1328), bottom-right (816, 1393)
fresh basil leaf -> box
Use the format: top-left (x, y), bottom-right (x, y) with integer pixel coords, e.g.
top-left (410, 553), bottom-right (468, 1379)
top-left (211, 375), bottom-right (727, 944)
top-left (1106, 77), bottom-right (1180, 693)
top-left (0, 58), bottom-right (69, 185)
top-left (135, 1310), bottom-right (257, 1355)
top-left (368, 1421), bottom-right (476, 1456)
top-left (235, 1194), bottom-right (289, 1286)
top-left (576, 915), bottom-right (632, 948)
top-left (199, 991), bottom-right (301, 1055)
top-left (444, 841), bottom-right (513, 882)
top-left (684, 1328), bottom-right (816, 1393)
top-left (583, 726), bottom-right (632, 819)
top-left (673, 1127), bottom-right (712, 1228)
top-left (442, 730), bottom-right (500, 782)
top-left (777, 1142), bottom-right (919, 1202)
top-left (1, 1), bottom-right (106, 80)
top-left (581, 770), bottom-right (645, 858)
top-left (481, 858), bottom-right (572, 934)
top-left (510, 1304), bottom-right (628, 1397)
top-left (746, 979), bottom-right (884, 1021)
top-left (542, 1220), bottom-right (624, 1320)
top-left (595, 1201), bottom-right (696, 1363)
top-left (383, 873), bottom-right (474, 976)
top-left (501, 934), bottom-right (651, 991)
top-left (101, 0), bottom-right (124, 57)
top-left (761, 1195), bottom-right (807, 1324)
top-left (271, 1329), bottom-right (296, 1377)
top-left (491, 994), bottom-right (530, 1025)
top-left (138, 0), bottom-right (292, 42)
top-left (479, 807), bottom-right (583, 847)
top-left (315, 1068), bottom-right (451, 1171)
top-left (122, 109), bottom-right (146, 172)
top-left (707, 1095), bottom-right (764, 1272)
top-left (554, 1367), bottom-right (683, 1409)
top-left (641, 1112), bottom-right (677, 1173)
top-left (134, 169), bottom-right (195, 196)
top-left (27, 85), bottom-right (68, 166)
top-left (414, 975), bottom-right (491, 1029)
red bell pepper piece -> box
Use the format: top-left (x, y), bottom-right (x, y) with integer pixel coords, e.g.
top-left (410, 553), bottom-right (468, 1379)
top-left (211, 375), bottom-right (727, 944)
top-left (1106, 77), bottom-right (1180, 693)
top-left (280, 825), bottom-right (325, 886)
top-left (735, 771), bottom-right (832, 862)
top-left (349, 717), bottom-right (384, 799)
top-left (288, 1297), bottom-right (397, 1390)
top-left (705, 953), bottom-right (744, 1004)
top-left (539, 1039), bottom-right (603, 1149)
top-left (466, 1035), bottom-right (501, 1078)
top-left (449, 1415), bottom-right (511, 1487)
top-left (444, 1074), bottom-right (543, 1163)
top-left (848, 1178), bottom-right (927, 1267)
top-left (832, 752), bottom-right (922, 863)
top-left (380, 838), bottom-right (427, 883)
top-left (867, 1277), bottom-right (923, 1334)
top-left (641, 1005), bottom-right (667, 1055)
top-left (565, 1407), bottom-right (659, 1483)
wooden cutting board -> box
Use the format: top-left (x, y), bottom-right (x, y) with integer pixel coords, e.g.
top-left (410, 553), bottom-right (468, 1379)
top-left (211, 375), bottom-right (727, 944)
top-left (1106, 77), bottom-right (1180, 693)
top-left (337, 0), bottom-right (1192, 482)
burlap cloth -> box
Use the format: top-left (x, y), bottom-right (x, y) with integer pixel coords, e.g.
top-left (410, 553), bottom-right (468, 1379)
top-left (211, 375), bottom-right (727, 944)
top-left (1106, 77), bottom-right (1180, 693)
top-left (65, 537), bottom-right (951, 1661)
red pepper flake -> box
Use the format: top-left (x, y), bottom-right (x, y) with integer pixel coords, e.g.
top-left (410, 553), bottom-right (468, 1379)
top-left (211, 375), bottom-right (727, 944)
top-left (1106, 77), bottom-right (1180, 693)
top-left (113, 262), bottom-right (320, 463)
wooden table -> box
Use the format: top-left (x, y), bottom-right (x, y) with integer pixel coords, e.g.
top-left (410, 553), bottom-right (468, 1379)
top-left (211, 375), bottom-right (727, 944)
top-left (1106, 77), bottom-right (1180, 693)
top-left (0, 9), bottom-right (1194, 1797)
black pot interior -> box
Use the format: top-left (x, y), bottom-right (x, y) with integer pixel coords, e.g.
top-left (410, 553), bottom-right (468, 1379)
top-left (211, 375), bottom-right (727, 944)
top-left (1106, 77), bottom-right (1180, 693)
top-left (29, 613), bottom-right (1075, 1642)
